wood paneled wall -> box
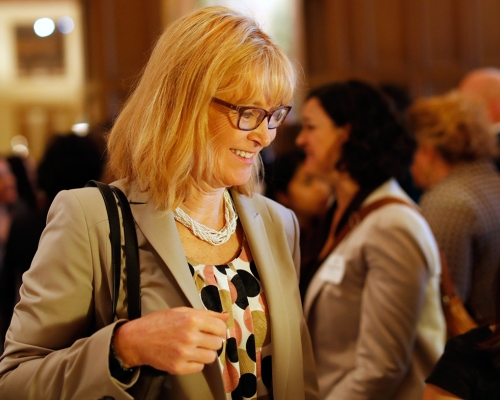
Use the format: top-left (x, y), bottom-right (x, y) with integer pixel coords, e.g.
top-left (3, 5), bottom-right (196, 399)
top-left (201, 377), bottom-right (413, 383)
top-left (82, 0), bottom-right (163, 125)
top-left (303, 0), bottom-right (500, 98)
top-left (83, 0), bottom-right (500, 123)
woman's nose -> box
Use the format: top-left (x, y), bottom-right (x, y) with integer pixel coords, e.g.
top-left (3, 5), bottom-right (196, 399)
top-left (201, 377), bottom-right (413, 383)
top-left (249, 122), bottom-right (275, 148)
top-left (296, 128), bottom-right (306, 146)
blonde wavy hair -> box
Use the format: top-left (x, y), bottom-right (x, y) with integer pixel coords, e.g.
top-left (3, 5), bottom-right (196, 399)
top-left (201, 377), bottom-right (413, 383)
top-left (407, 91), bottom-right (497, 164)
top-left (107, 6), bottom-right (295, 211)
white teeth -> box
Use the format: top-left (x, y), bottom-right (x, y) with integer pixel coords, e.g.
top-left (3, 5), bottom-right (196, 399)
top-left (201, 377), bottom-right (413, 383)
top-left (231, 149), bottom-right (253, 159)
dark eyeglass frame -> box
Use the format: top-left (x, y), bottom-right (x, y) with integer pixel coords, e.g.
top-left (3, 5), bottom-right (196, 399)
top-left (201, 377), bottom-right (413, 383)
top-left (212, 97), bottom-right (292, 131)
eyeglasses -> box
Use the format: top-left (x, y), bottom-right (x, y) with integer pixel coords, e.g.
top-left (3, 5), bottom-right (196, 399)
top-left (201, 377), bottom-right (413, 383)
top-left (212, 97), bottom-right (292, 131)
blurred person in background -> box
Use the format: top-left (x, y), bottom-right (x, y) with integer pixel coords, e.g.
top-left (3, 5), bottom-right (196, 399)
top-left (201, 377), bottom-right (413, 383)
top-left (0, 133), bottom-right (105, 353)
top-left (422, 267), bottom-right (500, 399)
top-left (459, 68), bottom-right (500, 132)
top-left (0, 156), bottom-right (20, 354)
top-left (0, 156), bottom-right (36, 351)
top-left (0, 157), bottom-right (18, 262)
top-left (458, 67), bottom-right (500, 170)
top-left (408, 91), bottom-right (500, 326)
top-left (297, 80), bottom-right (445, 400)
top-left (6, 156), bottom-right (37, 213)
top-left (264, 148), bottom-right (333, 288)
top-left (35, 133), bottom-right (105, 210)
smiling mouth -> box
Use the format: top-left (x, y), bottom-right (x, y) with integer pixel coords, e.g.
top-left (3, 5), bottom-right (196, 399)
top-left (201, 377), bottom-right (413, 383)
top-left (231, 149), bottom-right (254, 159)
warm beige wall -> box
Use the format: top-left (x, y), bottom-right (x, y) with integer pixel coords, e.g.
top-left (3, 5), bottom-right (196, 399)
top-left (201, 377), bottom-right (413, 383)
top-left (0, 0), bottom-right (84, 160)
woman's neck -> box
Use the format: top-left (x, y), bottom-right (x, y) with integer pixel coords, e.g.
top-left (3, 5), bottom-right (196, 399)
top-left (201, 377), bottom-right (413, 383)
top-left (331, 172), bottom-right (360, 215)
top-left (317, 173), bottom-right (360, 261)
top-left (178, 188), bottom-right (226, 230)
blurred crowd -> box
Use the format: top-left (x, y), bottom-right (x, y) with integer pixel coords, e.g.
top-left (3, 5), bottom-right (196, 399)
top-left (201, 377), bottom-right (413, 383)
top-left (263, 69), bottom-right (500, 399)
top-left (0, 131), bottom-right (106, 352)
top-left (1, 67), bottom-right (500, 399)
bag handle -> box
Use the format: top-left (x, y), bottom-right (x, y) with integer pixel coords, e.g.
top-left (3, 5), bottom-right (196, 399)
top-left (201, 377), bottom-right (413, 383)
top-left (86, 181), bottom-right (141, 321)
top-left (86, 180), bottom-right (122, 320)
top-left (86, 181), bottom-right (167, 398)
top-left (326, 197), bottom-right (411, 254)
top-left (110, 185), bottom-right (141, 320)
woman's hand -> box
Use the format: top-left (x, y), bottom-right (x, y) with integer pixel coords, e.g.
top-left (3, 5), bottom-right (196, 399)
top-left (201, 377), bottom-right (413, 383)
top-left (113, 307), bottom-right (229, 375)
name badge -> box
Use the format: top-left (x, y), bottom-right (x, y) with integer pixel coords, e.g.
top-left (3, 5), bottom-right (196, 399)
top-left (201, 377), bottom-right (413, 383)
top-left (318, 254), bottom-right (346, 285)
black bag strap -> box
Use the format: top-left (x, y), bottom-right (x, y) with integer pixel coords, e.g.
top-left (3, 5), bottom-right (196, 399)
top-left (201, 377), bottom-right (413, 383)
top-left (86, 181), bottom-right (166, 399)
top-left (86, 180), bottom-right (141, 321)
top-left (110, 185), bottom-right (141, 320)
top-left (86, 180), bottom-right (122, 320)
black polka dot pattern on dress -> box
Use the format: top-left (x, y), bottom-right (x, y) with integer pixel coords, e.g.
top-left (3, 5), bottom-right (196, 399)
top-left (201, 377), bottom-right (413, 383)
top-left (188, 243), bottom-right (273, 400)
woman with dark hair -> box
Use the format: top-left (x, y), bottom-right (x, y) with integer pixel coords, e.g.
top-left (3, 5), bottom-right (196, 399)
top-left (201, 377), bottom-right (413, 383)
top-left (297, 80), bottom-right (446, 399)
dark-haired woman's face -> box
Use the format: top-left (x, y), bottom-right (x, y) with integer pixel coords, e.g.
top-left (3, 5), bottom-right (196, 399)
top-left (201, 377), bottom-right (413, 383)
top-left (296, 97), bottom-right (349, 180)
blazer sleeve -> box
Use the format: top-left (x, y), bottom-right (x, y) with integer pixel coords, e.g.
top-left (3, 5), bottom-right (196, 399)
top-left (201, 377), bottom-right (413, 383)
top-left (0, 190), bottom-right (139, 400)
top-left (328, 206), bottom-right (431, 400)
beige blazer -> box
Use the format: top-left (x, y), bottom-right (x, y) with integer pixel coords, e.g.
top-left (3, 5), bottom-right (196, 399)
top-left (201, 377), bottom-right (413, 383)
top-left (0, 181), bottom-right (319, 400)
top-left (304, 179), bottom-right (445, 400)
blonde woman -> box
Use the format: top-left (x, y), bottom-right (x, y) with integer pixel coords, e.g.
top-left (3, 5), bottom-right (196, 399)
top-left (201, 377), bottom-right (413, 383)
top-left (0, 7), bottom-right (318, 400)
top-left (408, 91), bottom-right (500, 326)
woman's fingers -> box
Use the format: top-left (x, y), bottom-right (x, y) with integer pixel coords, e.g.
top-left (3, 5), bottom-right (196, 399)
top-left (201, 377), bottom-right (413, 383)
top-left (113, 307), bottom-right (229, 375)
top-left (198, 310), bottom-right (229, 337)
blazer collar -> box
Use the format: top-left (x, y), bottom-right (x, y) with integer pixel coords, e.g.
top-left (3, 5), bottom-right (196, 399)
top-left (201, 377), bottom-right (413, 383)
top-left (362, 178), bottom-right (413, 206)
top-left (112, 180), bottom-right (203, 309)
top-left (304, 178), bottom-right (412, 316)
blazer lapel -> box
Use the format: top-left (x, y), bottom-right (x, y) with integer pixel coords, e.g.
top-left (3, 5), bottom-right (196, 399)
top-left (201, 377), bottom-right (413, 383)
top-left (114, 181), bottom-right (203, 310)
top-left (231, 191), bottom-right (292, 400)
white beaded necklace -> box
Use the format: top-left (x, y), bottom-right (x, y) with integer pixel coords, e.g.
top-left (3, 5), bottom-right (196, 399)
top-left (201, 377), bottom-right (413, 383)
top-left (173, 190), bottom-right (238, 246)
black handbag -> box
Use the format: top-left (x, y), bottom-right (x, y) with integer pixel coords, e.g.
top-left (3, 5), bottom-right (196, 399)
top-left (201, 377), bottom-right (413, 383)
top-left (86, 180), bottom-right (167, 399)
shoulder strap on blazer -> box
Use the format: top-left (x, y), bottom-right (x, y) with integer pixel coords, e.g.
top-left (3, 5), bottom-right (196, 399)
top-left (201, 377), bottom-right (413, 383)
top-left (85, 180), bottom-right (141, 321)
top-left (86, 181), bottom-right (167, 399)
top-left (86, 180), bottom-right (122, 320)
top-left (333, 197), bottom-right (411, 251)
top-left (333, 196), bottom-right (459, 299)
top-left (110, 185), bottom-right (141, 320)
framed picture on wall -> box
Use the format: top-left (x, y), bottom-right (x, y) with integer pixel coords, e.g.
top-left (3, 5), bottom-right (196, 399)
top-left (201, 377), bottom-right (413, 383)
top-left (16, 23), bottom-right (65, 77)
